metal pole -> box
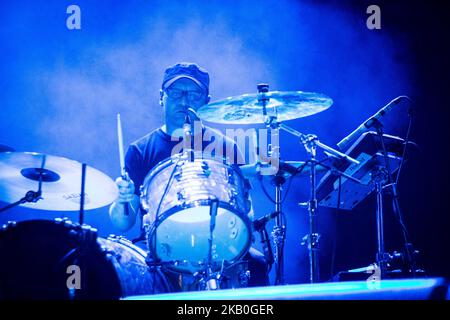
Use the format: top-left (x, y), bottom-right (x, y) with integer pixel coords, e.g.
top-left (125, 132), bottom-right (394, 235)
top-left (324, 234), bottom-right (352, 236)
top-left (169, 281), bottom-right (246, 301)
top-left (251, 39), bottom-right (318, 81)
top-left (273, 181), bottom-right (285, 285)
top-left (374, 168), bottom-right (388, 279)
top-left (79, 163), bottom-right (86, 225)
top-left (308, 144), bottom-right (320, 283)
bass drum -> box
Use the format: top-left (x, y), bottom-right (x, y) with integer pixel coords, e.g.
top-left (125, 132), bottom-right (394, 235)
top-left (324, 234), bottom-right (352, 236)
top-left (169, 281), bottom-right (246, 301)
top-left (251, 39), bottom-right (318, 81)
top-left (0, 219), bottom-right (171, 300)
top-left (140, 154), bottom-right (253, 274)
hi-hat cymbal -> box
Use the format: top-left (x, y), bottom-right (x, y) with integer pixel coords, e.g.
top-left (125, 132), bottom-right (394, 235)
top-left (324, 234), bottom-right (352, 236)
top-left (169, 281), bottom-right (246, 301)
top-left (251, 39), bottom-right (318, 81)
top-left (197, 91), bottom-right (333, 124)
top-left (240, 160), bottom-right (329, 179)
top-left (0, 152), bottom-right (118, 211)
top-left (0, 144), bottom-right (15, 153)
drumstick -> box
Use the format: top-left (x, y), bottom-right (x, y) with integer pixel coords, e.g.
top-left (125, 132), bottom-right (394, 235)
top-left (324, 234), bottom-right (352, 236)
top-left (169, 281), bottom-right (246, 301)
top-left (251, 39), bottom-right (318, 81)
top-left (117, 113), bottom-right (130, 215)
top-left (117, 113), bottom-right (126, 178)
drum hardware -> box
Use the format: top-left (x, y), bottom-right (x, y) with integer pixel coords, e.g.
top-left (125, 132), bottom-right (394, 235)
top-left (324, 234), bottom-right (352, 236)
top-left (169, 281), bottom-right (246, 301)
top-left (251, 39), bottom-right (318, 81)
top-left (269, 171), bottom-right (286, 285)
top-left (272, 123), bottom-right (359, 284)
top-left (198, 84), bottom-right (345, 285)
top-left (175, 259), bottom-right (250, 291)
top-left (252, 84), bottom-right (354, 284)
top-left (0, 153), bottom-right (46, 213)
top-left (249, 83), bottom-right (286, 285)
top-left (183, 114), bottom-right (195, 162)
top-left (253, 212), bottom-right (276, 272)
top-left (205, 198), bottom-right (220, 290)
top-left (79, 163), bottom-right (86, 224)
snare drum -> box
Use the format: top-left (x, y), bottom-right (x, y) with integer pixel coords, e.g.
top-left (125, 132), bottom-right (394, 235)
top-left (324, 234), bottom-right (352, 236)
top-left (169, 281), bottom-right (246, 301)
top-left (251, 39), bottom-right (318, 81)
top-left (140, 154), bottom-right (252, 273)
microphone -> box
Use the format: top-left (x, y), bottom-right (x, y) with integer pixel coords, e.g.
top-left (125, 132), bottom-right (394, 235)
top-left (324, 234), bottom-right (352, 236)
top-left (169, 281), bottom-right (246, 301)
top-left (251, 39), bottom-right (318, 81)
top-left (253, 211), bottom-right (280, 231)
top-left (187, 107), bottom-right (201, 123)
top-left (337, 96), bottom-right (407, 150)
top-left (258, 226), bottom-right (274, 268)
top-left (183, 114), bottom-right (194, 161)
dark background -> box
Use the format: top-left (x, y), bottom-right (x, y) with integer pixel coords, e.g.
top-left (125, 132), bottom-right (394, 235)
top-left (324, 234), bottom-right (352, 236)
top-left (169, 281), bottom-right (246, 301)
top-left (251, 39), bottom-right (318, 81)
top-left (328, 0), bottom-right (450, 281)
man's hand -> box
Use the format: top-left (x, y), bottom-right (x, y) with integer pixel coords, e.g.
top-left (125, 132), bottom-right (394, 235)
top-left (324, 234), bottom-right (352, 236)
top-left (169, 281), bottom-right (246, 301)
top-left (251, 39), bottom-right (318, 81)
top-left (115, 177), bottom-right (136, 203)
top-left (110, 177), bottom-right (139, 231)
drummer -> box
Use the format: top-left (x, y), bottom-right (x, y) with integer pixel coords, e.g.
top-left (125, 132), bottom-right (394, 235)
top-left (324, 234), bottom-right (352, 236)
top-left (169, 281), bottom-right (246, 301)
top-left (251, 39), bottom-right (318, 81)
top-left (108, 62), bottom-right (269, 288)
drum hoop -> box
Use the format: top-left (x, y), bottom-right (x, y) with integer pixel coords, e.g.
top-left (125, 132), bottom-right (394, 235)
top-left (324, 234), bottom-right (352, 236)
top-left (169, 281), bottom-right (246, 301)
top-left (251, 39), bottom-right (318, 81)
top-left (105, 235), bottom-right (148, 258)
top-left (140, 153), bottom-right (245, 203)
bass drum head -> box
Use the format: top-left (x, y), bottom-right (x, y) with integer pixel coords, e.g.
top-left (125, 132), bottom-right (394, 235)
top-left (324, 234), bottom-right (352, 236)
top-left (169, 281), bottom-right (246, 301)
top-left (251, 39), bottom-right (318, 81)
top-left (0, 219), bottom-right (169, 299)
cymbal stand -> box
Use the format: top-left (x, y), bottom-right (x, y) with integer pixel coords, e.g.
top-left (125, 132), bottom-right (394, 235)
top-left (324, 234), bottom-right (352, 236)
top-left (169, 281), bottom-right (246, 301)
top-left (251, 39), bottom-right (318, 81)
top-left (271, 172), bottom-right (286, 285)
top-left (58, 162), bottom-right (91, 300)
top-left (0, 154), bottom-right (46, 213)
top-left (256, 84), bottom-right (286, 285)
top-left (277, 123), bottom-right (359, 283)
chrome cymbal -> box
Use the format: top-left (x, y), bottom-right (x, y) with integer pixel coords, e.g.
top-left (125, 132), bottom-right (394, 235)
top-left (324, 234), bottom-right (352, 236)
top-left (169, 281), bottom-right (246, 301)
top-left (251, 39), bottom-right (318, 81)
top-left (0, 152), bottom-right (118, 211)
top-left (240, 160), bottom-right (329, 179)
top-left (197, 91), bottom-right (333, 124)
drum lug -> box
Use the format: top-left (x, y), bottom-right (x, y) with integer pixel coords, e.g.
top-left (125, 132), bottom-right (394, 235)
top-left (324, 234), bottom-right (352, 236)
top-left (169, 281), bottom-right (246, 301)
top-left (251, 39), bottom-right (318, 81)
top-left (227, 168), bottom-right (236, 185)
top-left (101, 246), bottom-right (122, 261)
top-left (228, 191), bottom-right (237, 207)
top-left (1, 220), bottom-right (17, 231)
top-left (201, 162), bottom-right (211, 177)
top-left (55, 217), bottom-right (74, 228)
top-left (174, 165), bottom-right (183, 181)
top-left (177, 190), bottom-right (185, 201)
top-left (238, 270), bottom-right (251, 287)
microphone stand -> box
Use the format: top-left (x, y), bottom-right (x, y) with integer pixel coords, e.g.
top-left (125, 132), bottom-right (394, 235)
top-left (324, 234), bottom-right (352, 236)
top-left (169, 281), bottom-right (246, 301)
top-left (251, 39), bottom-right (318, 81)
top-left (205, 199), bottom-right (219, 290)
top-left (183, 114), bottom-right (194, 162)
top-left (372, 120), bottom-right (417, 278)
top-left (277, 123), bottom-right (359, 284)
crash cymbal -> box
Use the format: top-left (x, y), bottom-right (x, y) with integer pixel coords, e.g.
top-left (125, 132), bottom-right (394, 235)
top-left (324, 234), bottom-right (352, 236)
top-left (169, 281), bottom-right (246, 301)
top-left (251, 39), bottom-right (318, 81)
top-left (197, 91), bottom-right (333, 124)
top-left (0, 152), bottom-right (118, 211)
top-left (240, 160), bottom-right (329, 179)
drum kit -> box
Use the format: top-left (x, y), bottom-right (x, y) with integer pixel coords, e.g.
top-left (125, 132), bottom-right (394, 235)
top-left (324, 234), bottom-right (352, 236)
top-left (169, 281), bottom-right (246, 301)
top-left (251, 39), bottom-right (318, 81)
top-left (0, 85), bottom-right (414, 299)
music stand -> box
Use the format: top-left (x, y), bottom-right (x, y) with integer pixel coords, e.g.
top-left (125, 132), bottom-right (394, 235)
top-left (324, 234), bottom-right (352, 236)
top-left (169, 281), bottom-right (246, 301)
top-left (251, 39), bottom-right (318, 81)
top-left (317, 132), bottom-right (405, 210)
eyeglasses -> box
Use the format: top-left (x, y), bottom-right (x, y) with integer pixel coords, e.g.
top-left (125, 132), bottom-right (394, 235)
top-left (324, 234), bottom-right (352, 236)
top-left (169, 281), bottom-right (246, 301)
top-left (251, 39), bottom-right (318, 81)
top-left (165, 88), bottom-right (205, 101)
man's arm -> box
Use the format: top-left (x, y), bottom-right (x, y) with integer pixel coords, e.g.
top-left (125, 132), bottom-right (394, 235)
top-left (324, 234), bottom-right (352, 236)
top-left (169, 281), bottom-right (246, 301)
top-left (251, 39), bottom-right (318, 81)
top-left (109, 144), bottom-right (142, 231)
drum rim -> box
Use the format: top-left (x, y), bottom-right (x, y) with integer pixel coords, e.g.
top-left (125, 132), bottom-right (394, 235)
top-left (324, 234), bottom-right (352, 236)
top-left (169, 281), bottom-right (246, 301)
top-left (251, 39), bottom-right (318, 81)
top-left (102, 235), bottom-right (149, 259)
top-left (140, 153), bottom-right (247, 207)
top-left (147, 199), bottom-right (253, 271)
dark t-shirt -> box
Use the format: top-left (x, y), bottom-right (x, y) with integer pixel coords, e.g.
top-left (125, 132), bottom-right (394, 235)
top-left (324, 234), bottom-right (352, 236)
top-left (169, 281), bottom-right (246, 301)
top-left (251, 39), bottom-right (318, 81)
top-left (124, 126), bottom-right (269, 287)
top-left (125, 126), bottom-right (243, 200)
